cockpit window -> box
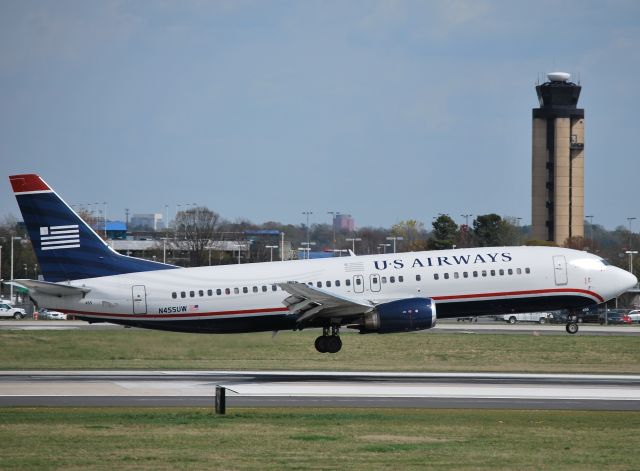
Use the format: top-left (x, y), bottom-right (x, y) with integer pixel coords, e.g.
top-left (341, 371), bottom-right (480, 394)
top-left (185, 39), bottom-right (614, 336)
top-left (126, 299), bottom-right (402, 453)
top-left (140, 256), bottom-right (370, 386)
top-left (600, 258), bottom-right (611, 266)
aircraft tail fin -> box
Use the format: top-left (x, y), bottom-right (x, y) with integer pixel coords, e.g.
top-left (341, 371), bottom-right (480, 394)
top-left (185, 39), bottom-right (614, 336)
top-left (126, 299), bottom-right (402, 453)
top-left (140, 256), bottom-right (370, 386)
top-left (9, 174), bottom-right (176, 282)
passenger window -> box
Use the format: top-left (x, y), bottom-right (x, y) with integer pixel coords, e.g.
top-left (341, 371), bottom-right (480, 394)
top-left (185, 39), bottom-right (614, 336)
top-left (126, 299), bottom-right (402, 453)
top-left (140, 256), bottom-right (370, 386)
top-left (326, 281), bottom-right (332, 287)
top-left (307, 282), bottom-right (313, 286)
top-left (346, 279), bottom-right (351, 287)
top-left (207, 289), bottom-right (212, 296)
top-left (463, 272), bottom-right (468, 278)
top-left (272, 285), bottom-right (277, 291)
top-left (234, 288), bottom-right (239, 294)
top-left (317, 281), bottom-right (323, 288)
top-left (434, 274), bottom-right (439, 280)
top-left (356, 278), bottom-right (362, 285)
top-left (481, 270), bottom-right (487, 277)
top-left (225, 288), bottom-right (231, 295)
top-left (473, 271), bottom-right (478, 278)
top-left (399, 276), bottom-right (404, 282)
top-left (525, 267), bottom-right (531, 274)
top-left (243, 287), bottom-right (248, 294)
top-left (499, 269), bottom-right (504, 276)
top-left (390, 276), bottom-right (395, 283)
top-left (199, 290), bottom-right (204, 297)
top-left (253, 286), bottom-right (258, 293)
top-left (372, 278), bottom-right (378, 284)
top-left (454, 272), bottom-right (459, 279)
top-left (262, 286), bottom-right (268, 292)
top-left (508, 269), bottom-right (513, 275)
top-left (190, 291), bottom-right (195, 297)
top-left (490, 270), bottom-right (495, 276)
top-left (517, 268), bottom-right (522, 275)
top-left (416, 274), bottom-right (421, 281)
top-left (444, 273), bottom-right (449, 280)
top-left (217, 289), bottom-right (222, 295)
top-left (381, 277), bottom-right (387, 284)
top-left (172, 292), bottom-right (177, 299)
top-left (335, 280), bottom-right (341, 287)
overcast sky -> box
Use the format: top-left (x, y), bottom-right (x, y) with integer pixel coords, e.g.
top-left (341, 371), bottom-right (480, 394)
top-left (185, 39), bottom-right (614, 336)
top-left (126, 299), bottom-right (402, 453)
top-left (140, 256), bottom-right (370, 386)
top-left (1, 0), bottom-right (639, 231)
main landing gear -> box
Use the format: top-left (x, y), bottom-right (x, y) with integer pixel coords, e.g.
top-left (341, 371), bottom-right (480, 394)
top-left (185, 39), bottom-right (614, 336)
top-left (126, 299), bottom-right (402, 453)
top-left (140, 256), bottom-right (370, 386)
top-left (315, 324), bottom-right (342, 353)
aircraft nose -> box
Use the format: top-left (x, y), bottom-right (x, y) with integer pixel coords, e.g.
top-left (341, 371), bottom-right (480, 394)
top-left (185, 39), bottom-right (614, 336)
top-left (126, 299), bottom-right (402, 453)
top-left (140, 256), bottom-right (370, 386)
top-left (624, 270), bottom-right (638, 290)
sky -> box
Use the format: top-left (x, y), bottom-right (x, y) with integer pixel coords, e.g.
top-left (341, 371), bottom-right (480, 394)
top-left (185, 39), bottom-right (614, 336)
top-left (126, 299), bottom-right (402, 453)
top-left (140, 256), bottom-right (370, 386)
top-left (1, 0), bottom-right (639, 231)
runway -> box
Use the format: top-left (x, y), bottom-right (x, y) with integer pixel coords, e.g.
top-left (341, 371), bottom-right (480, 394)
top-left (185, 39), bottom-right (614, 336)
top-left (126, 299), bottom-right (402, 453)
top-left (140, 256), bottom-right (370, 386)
top-left (2, 371), bottom-right (640, 410)
top-left (3, 319), bottom-right (640, 336)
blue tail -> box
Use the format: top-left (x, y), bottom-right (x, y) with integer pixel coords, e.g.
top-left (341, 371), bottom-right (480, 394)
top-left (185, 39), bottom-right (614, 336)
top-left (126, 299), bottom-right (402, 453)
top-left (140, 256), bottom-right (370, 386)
top-left (10, 174), bottom-right (176, 282)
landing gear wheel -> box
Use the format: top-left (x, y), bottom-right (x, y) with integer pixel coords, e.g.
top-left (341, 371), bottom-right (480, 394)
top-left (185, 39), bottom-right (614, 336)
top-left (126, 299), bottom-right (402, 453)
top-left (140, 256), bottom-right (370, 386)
top-left (314, 335), bottom-right (328, 353)
top-left (326, 336), bottom-right (342, 353)
top-left (508, 316), bottom-right (517, 324)
top-left (566, 322), bottom-right (579, 334)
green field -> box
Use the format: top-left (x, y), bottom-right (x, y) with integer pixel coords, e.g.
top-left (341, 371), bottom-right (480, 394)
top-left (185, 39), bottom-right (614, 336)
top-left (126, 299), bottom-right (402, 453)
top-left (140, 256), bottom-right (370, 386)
top-left (1, 408), bottom-right (639, 470)
top-left (0, 329), bottom-right (639, 373)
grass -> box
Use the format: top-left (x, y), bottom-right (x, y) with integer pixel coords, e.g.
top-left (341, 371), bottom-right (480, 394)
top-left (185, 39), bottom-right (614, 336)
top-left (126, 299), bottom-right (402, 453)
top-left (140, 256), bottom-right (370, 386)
top-left (0, 407), bottom-right (639, 470)
top-left (0, 329), bottom-right (639, 373)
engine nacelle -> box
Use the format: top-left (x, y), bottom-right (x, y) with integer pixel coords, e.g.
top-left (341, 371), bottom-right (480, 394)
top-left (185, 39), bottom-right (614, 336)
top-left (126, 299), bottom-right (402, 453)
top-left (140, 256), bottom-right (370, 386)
top-left (361, 298), bottom-right (436, 334)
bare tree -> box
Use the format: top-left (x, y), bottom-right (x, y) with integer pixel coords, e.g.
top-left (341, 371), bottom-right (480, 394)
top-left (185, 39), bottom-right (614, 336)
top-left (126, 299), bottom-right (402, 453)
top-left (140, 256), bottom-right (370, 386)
top-left (175, 207), bottom-right (220, 266)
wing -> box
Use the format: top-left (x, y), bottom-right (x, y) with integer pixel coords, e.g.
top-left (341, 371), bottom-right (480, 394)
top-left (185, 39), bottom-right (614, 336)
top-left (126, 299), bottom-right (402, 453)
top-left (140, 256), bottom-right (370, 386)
top-left (277, 281), bottom-right (372, 324)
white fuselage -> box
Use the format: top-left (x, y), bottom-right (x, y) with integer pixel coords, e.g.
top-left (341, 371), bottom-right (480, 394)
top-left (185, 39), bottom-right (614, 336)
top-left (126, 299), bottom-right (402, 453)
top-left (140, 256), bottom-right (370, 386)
top-left (30, 246), bottom-right (636, 333)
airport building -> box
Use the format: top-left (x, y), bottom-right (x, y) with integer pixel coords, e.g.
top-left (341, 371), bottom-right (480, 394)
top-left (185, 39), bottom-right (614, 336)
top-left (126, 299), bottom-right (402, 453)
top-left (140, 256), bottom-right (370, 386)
top-left (531, 72), bottom-right (585, 245)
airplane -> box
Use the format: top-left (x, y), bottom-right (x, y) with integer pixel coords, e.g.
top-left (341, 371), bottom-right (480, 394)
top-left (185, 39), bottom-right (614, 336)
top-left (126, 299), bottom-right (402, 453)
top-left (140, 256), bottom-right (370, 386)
top-left (7, 173), bottom-right (638, 353)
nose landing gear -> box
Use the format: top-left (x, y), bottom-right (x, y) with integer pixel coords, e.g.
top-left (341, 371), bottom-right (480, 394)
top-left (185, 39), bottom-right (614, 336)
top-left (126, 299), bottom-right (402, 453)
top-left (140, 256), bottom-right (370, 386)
top-left (314, 324), bottom-right (342, 353)
top-left (566, 311), bottom-right (579, 334)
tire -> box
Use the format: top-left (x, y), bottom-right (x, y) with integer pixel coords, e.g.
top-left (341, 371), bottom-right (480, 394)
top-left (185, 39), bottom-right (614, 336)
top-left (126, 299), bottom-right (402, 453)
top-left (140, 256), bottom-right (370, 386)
top-left (326, 336), bottom-right (342, 354)
top-left (13, 313), bottom-right (23, 320)
top-left (566, 322), bottom-right (579, 334)
top-left (539, 318), bottom-right (546, 324)
top-left (508, 316), bottom-right (517, 324)
top-left (314, 336), bottom-right (328, 353)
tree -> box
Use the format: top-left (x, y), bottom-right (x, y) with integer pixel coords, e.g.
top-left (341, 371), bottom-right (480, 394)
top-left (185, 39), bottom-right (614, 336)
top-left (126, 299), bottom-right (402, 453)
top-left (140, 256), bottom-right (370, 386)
top-left (390, 220), bottom-right (428, 252)
top-left (473, 214), bottom-right (505, 247)
top-left (175, 207), bottom-right (220, 266)
top-left (428, 215), bottom-right (458, 250)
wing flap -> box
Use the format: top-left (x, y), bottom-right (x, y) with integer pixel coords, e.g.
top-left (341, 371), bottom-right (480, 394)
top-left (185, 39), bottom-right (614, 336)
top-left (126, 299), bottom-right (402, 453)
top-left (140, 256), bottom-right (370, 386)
top-left (277, 281), bottom-right (371, 324)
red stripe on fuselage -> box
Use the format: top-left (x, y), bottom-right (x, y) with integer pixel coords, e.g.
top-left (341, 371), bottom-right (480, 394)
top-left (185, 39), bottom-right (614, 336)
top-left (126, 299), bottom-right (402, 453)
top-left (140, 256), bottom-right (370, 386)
top-left (432, 288), bottom-right (604, 303)
top-left (60, 287), bottom-right (603, 320)
top-left (63, 306), bottom-right (290, 319)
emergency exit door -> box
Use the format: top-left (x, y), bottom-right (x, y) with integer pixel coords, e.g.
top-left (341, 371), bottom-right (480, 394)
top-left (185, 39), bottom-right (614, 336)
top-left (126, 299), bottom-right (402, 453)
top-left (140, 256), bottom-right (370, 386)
top-left (132, 285), bottom-right (147, 314)
top-left (553, 255), bottom-right (568, 286)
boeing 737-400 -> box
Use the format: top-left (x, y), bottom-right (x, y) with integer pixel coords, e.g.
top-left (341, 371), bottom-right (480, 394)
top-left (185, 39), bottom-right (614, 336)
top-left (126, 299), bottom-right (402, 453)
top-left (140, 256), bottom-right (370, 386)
top-left (7, 174), bottom-right (638, 353)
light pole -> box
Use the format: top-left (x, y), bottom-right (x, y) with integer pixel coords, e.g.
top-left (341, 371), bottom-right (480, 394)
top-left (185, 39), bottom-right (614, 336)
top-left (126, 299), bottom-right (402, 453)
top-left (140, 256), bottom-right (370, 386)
top-left (328, 211), bottom-right (340, 253)
top-left (235, 244), bottom-right (245, 264)
top-left (346, 237), bottom-right (361, 254)
top-left (280, 232), bottom-right (285, 262)
top-left (386, 236), bottom-right (403, 254)
top-left (628, 217), bottom-right (636, 249)
top-left (460, 214), bottom-right (473, 227)
top-left (585, 215), bottom-right (594, 244)
top-left (101, 202), bottom-right (107, 237)
top-left (626, 250), bottom-right (638, 274)
top-left (10, 236), bottom-right (22, 303)
top-left (266, 245), bottom-right (278, 262)
top-left (302, 211), bottom-right (313, 248)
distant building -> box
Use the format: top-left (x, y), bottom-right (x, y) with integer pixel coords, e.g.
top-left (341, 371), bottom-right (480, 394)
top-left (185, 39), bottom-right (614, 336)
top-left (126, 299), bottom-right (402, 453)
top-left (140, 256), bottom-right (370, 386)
top-left (334, 214), bottom-right (355, 232)
top-left (105, 221), bottom-right (127, 240)
top-left (531, 72), bottom-right (584, 245)
top-left (130, 213), bottom-right (164, 231)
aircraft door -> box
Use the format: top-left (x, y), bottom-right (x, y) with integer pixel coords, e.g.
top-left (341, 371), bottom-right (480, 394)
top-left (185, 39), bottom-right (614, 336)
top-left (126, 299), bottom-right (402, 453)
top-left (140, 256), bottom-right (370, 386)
top-left (370, 274), bottom-right (381, 292)
top-left (353, 275), bottom-right (365, 293)
top-left (132, 285), bottom-right (147, 314)
top-left (553, 255), bottom-right (568, 286)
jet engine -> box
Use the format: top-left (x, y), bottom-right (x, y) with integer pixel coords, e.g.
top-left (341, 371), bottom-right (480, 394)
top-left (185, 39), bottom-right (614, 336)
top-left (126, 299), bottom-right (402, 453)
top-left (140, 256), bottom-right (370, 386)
top-left (360, 298), bottom-right (436, 333)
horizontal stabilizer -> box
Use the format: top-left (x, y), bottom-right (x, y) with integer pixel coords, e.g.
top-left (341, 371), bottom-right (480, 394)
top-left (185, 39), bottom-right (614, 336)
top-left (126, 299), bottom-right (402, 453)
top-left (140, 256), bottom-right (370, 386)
top-left (8, 279), bottom-right (90, 297)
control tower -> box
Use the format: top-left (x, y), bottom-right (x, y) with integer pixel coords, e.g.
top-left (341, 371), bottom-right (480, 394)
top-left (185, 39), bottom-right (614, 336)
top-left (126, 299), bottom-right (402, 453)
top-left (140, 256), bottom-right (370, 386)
top-left (531, 72), bottom-right (584, 245)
